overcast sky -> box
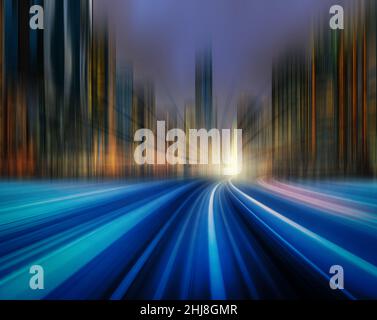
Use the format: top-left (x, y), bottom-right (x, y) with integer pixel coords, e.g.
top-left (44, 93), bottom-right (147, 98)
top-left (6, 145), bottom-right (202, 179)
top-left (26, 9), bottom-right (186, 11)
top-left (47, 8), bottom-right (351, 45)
top-left (97, 0), bottom-right (349, 127)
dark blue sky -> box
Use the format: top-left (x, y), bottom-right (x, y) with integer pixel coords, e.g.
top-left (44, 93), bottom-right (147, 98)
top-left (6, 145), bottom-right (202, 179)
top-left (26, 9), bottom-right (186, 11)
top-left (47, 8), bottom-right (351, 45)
top-left (98, 0), bottom-right (349, 126)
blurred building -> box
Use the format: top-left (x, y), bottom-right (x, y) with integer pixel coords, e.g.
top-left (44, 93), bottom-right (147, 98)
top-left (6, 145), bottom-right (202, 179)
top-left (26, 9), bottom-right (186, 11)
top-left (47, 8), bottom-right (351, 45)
top-left (91, 22), bottom-right (119, 177)
top-left (116, 65), bottom-right (134, 176)
top-left (44, 0), bottom-right (65, 176)
top-left (195, 48), bottom-right (222, 176)
top-left (365, 0), bottom-right (377, 176)
top-left (78, 0), bottom-right (93, 176)
top-left (271, 0), bottom-right (377, 178)
top-left (195, 48), bottom-right (214, 130)
top-left (43, 0), bottom-right (94, 176)
top-left (0, 0), bottom-right (46, 176)
top-left (132, 82), bottom-right (156, 176)
top-left (271, 52), bottom-right (312, 177)
top-left (1, 0), bottom-right (376, 180)
top-left (237, 95), bottom-right (272, 179)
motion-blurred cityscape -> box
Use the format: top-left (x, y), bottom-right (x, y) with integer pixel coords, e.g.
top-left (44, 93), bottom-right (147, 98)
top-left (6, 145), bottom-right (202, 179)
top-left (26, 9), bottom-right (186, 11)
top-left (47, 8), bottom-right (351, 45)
top-left (0, 0), bottom-right (375, 179)
top-left (1, 0), bottom-right (377, 301)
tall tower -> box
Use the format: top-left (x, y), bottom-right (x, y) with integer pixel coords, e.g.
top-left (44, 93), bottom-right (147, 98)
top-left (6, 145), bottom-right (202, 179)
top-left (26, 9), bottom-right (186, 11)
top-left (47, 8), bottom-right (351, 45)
top-left (116, 65), bottom-right (134, 174)
top-left (44, 0), bottom-right (93, 176)
top-left (132, 82), bottom-right (156, 176)
top-left (79, 0), bottom-right (93, 176)
top-left (44, 0), bottom-right (65, 175)
top-left (3, 0), bottom-right (21, 175)
top-left (195, 48), bottom-right (213, 130)
top-left (1, 0), bottom-right (45, 176)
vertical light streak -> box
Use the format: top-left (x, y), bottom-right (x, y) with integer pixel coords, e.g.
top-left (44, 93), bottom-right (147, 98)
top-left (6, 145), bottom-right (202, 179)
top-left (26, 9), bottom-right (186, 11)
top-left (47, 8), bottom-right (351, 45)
top-left (339, 31), bottom-right (345, 162)
top-left (352, 30), bottom-right (357, 154)
top-left (208, 183), bottom-right (226, 299)
top-left (363, 27), bottom-right (367, 161)
top-left (311, 37), bottom-right (316, 160)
